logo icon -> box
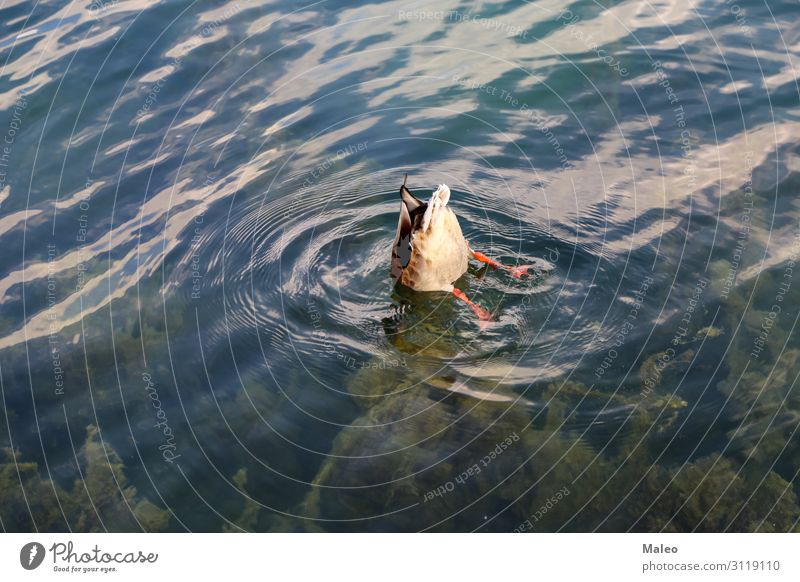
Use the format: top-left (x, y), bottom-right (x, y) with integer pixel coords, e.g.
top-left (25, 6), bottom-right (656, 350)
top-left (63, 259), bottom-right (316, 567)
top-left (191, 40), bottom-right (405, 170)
top-left (20, 542), bottom-right (45, 570)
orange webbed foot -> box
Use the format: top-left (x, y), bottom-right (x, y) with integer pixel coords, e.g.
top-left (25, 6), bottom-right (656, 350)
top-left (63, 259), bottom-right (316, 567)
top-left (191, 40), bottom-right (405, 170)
top-left (472, 249), bottom-right (532, 279)
top-left (508, 265), bottom-right (532, 278)
top-left (452, 288), bottom-right (493, 323)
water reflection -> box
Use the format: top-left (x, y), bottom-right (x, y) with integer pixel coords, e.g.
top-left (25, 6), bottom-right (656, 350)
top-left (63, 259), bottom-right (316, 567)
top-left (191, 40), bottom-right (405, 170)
top-left (1, 0), bottom-right (799, 531)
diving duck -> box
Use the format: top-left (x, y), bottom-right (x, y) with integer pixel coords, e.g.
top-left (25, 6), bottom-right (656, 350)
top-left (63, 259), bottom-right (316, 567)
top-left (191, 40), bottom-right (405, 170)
top-left (391, 175), bottom-right (531, 320)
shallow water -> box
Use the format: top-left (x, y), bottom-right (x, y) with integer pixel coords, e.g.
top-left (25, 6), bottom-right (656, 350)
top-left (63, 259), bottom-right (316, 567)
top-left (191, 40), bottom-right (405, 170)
top-left (1, 0), bottom-right (799, 532)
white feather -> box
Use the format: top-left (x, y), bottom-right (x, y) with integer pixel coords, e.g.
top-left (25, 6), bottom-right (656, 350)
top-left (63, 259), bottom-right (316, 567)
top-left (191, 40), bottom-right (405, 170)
top-left (421, 184), bottom-right (451, 231)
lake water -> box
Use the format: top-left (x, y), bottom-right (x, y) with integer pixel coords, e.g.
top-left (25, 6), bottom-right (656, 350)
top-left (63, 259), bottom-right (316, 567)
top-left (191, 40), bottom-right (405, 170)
top-left (1, 0), bottom-right (799, 532)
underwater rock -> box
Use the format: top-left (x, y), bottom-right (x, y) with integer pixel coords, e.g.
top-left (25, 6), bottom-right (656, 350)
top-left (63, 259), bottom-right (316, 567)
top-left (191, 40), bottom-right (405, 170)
top-left (72, 425), bottom-right (170, 532)
top-left (0, 426), bottom-right (169, 532)
top-left (640, 349), bottom-right (695, 396)
top-left (717, 348), bottom-right (800, 481)
top-left (299, 374), bottom-right (621, 531)
top-left (694, 326), bottom-right (724, 341)
top-left (222, 468), bottom-right (261, 532)
top-left (300, 375), bottom-right (538, 531)
top-left (630, 454), bottom-right (799, 532)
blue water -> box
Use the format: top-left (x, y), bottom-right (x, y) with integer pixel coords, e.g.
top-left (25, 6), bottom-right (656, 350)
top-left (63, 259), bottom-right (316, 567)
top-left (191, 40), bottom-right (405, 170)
top-left (1, 0), bottom-right (799, 532)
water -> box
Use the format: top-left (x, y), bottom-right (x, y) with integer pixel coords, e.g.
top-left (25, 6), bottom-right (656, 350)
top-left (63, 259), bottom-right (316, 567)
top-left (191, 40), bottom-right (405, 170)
top-left (1, 0), bottom-right (799, 532)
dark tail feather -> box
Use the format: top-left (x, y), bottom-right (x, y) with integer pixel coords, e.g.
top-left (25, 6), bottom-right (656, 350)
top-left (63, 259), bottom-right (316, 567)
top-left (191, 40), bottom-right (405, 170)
top-left (400, 174), bottom-right (425, 212)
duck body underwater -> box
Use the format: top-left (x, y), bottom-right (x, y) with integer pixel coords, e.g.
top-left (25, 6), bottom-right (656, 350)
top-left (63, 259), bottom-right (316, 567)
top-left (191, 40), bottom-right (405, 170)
top-left (390, 175), bottom-right (531, 321)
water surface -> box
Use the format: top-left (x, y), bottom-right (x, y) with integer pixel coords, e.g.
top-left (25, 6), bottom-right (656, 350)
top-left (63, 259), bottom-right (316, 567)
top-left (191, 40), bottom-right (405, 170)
top-left (1, 0), bottom-right (799, 532)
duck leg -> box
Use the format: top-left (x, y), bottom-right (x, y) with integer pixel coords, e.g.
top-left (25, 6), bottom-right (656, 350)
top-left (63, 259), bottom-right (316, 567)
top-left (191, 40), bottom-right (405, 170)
top-left (451, 287), bottom-right (493, 321)
top-left (471, 249), bottom-right (531, 278)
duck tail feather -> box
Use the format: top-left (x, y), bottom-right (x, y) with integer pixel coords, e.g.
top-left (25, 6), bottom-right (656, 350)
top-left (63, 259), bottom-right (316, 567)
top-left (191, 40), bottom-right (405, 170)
top-left (400, 176), bottom-right (425, 212)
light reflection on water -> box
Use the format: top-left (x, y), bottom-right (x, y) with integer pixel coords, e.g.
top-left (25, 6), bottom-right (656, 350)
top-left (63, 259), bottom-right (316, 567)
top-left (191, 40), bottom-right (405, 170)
top-left (0, 0), bottom-right (799, 532)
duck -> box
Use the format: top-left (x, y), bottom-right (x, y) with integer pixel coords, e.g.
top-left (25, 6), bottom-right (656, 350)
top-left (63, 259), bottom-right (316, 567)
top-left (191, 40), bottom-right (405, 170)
top-left (390, 175), bottom-right (531, 321)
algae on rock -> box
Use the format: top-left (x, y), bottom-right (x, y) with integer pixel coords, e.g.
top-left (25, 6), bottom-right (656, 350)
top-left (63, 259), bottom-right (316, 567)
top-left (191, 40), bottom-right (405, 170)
top-left (0, 426), bottom-right (169, 532)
